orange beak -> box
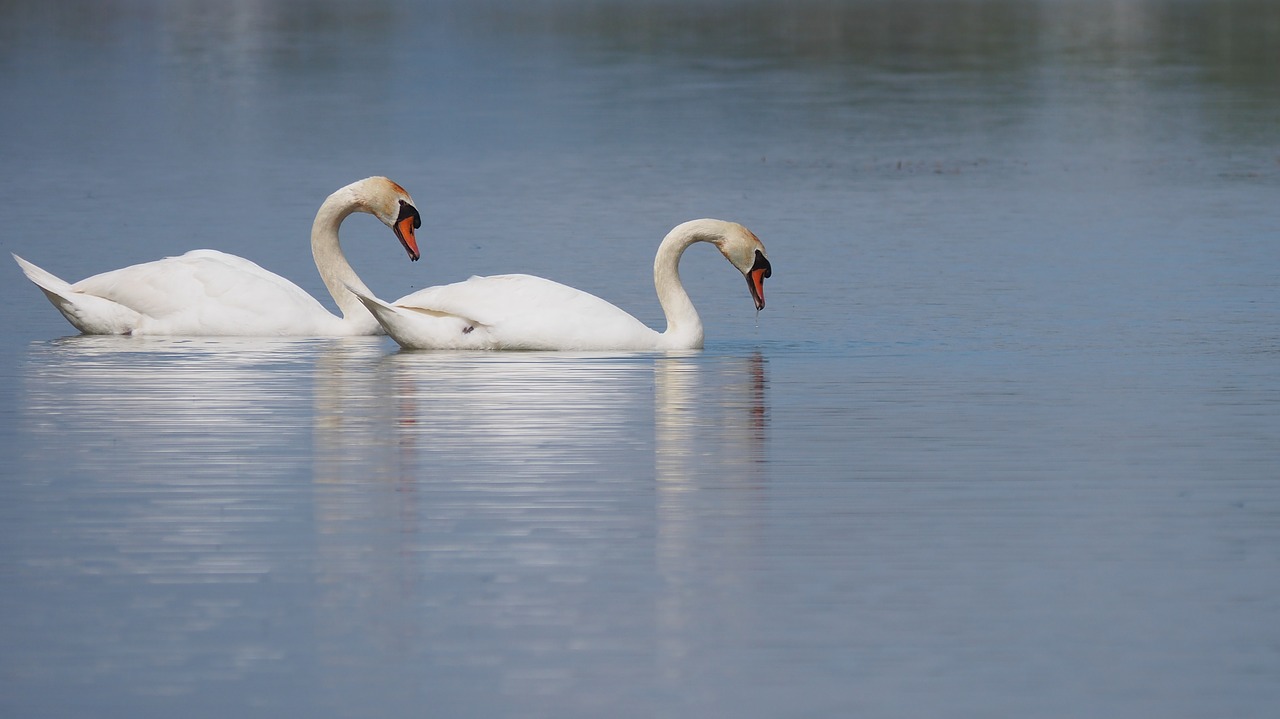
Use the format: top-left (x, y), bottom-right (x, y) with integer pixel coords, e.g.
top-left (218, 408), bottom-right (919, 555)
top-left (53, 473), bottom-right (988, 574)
top-left (394, 201), bottom-right (422, 261)
top-left (748, 269), bottom-right (767, 310)
top-left (746, 250), bottom-right (771, 311)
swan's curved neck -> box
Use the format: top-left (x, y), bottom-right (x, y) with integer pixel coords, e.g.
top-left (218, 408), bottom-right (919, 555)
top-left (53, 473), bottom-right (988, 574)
top-left (653, 224), bottom-right (710, 349)
top-left (312, 188), bottom-right (378, 331)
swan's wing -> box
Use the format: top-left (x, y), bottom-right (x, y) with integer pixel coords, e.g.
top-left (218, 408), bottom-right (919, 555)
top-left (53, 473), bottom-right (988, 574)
top-left (391, 274), bottom-right (659, 350)
top-left (71, 250), bottom-right (338, 335)
top-left (14, 254), bottom-right (141, 334)
top-left (393, 274), bottom-right (621, 325)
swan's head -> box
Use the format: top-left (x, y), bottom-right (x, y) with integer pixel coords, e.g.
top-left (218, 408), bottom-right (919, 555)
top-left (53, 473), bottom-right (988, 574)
top-left (695, 220), bottom-right (772, 311)
top-left (351, 176), bottom-right (422, 262)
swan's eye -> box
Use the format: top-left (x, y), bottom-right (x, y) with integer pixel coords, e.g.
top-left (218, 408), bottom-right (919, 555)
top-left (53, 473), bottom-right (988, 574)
top-left (397, 200), bottom-right (421, 229)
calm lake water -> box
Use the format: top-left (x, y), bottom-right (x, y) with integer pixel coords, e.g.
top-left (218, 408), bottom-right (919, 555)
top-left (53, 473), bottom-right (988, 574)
top-left (1, 1), bottom-right (1278, 717)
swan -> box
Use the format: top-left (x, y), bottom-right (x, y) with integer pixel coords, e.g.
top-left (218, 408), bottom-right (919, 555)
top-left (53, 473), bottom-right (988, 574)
top-left (348, 218), bottom-right (772, 351)
top-left (12, 176), bottom-right (422, 336)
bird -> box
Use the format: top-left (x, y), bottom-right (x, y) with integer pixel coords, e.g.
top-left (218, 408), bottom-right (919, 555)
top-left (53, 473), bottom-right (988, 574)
top-left (13, 176), bottom-right (422, 336)
top-left (349, 218), bottom-right (771, 351)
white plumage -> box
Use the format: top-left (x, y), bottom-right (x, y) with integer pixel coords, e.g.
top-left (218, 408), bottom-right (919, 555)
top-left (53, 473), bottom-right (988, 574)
top-left (351, 218), bottom-right (772, 351)
top-left (14, 177), bottom-right (422, 336)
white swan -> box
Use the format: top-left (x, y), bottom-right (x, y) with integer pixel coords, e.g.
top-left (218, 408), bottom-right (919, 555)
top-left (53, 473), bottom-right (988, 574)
top-left (12, 177), bottom-right (422, 336)
top-left (349, 218), bottom-right (772, 351)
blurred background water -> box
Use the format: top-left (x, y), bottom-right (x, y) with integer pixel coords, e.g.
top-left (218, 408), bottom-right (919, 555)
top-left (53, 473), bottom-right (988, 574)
top-left (1, 1), bottom-right (1278, 717)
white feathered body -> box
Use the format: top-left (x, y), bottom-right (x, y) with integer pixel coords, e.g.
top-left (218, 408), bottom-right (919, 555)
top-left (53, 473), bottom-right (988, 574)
top-left (16, 250), bottom-right (365, 336)
top-left (353, 218), bottom-right (770, 352)
top-left (14, 176), bottom-right (419, 337)
top-left (377, 274), bottom-right (668, 351)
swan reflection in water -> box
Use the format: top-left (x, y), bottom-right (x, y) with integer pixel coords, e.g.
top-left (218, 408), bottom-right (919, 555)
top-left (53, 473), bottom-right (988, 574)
top-left (310, 349), bottom-right (767, 486)
top-left (18, 335), bottom-right (387, 578)
top-left (16, 335), bottom-right (387, 698)
top-left (20, 334), bottom-right (374, 467)
top-left (17, 336), bottom-right (767, 700)
top-left (651, 351), bottom-right (768, 685)
top-left (345, 349), bottom-right (768, 700)
top-left (309, 350), bottom-right (766, 579)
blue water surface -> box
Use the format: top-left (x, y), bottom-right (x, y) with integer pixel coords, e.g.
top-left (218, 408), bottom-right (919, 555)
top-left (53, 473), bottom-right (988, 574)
top-left (1, 1), bottom-right (1278, 717)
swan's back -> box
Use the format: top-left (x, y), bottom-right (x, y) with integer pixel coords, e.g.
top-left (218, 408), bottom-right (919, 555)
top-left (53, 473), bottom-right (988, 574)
top-left (396, 274), bottom-right (661, 350)
top-left (73, 250), bottom-right (344, 335)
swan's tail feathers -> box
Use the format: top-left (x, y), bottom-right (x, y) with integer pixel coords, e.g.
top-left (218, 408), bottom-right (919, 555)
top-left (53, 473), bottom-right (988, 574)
top-left (346, 284), bottom-right (487, 350)
top-left (346, 285), bottom-right (421, 348)
top-left (13, 254), bottom-right (73, 294)
top-left (13, 254), bottom-right (140, 334)
top-left (346, 284), bottom-right (396, 320)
